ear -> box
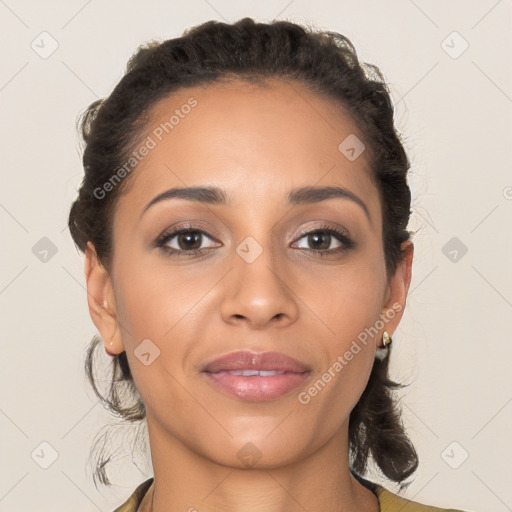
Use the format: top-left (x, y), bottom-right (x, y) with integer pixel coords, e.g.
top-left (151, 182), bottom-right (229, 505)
top-left (379, 240), bottom-right (414, 344)
top-left (84, 242), bottom-right (124, 356)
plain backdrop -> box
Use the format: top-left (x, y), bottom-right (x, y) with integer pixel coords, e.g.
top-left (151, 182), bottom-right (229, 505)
top-left (1, 1), bottom-right (511, 511)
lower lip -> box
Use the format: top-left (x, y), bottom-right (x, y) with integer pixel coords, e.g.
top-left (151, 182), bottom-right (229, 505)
top-left (203, 371), bottom-right (310, 401)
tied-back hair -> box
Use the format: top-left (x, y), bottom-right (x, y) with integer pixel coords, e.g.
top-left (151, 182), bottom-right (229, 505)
top-left (69, 17), bottom-right (418, 489)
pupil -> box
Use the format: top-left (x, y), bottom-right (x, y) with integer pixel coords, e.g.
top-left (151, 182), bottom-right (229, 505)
top-left (179, 232), bottom-right (201, 250)
top-left (309, 233), bottom-right (329, 250)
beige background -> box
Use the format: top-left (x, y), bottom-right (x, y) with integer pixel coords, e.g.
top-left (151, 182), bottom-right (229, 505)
top-left (1, 0), bottom-right (511, 510)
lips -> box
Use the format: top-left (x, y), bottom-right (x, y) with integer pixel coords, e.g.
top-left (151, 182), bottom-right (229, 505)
top-left (201, 351), bottom-right (311, 402)
top-left (202, 351), bottom-right (310, 373)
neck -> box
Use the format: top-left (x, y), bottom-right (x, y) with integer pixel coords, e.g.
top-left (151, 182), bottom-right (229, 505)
top-left (139, 417), bottom-right (379, 512)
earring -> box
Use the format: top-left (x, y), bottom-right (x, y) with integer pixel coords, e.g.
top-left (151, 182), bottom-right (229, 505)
top-left (375, 330), bottom-right (392, 361)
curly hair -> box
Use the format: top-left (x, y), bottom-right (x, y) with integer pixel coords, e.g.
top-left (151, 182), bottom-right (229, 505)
top-left (69, 17), bottom-right (418, 489)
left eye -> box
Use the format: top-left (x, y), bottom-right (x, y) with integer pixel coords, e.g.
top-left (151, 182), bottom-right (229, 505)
top-left (294, 230), bottom-right (344, 251)
top-left (160, 230), bottom-right (217, 252)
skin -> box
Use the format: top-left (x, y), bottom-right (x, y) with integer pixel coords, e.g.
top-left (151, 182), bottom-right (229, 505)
top-left (85, 77), bottom-right (413, 512)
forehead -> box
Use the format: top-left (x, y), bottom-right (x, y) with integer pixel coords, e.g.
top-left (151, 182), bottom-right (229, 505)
top-left (116, 77), bottom-right (380, 221)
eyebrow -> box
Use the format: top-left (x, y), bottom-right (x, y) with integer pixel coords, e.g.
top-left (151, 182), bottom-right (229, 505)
top-left (139, 185), bottom-right (370, 221)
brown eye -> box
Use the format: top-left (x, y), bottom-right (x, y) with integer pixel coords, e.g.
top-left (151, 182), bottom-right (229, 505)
top-left (156, 226), bottom-right (219, 256)
top-left (175, 232), bottom-right (204, 251)
top-left (295, 228), bottom-right (349, 252)
top-left (304, 232), bottom-right (336, 251)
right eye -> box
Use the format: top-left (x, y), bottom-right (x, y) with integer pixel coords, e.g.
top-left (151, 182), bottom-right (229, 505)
top-left (155, 225), bottom-right (220, 256)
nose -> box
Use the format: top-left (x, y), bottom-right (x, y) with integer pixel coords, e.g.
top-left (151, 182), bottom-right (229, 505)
top-left (220, 246), bottom-right (299, 330)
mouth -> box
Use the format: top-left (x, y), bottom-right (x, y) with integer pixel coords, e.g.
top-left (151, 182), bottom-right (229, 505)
top-left (201, 351), bottom-right (311, 402)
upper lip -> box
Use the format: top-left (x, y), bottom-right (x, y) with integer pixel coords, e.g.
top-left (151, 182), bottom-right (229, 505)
top-left (202, 351), bottom-right (311, 373)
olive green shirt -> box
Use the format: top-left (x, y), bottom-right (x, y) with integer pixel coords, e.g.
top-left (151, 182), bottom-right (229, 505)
top-left (112, 477), bottom-right (467, 511)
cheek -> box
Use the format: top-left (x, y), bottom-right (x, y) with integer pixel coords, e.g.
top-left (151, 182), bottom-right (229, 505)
top-left (302, 254), bottom-right (387, 342)
top-left (111, 263), bottom-right (200, 426)
top-left (299, 253), bottom-right (387, 393)
top-left (296, 272), bottom-right (384, 430)
top-left (111, 252), bottom-right (209, 391)
top-left (112, 247), bottom-right (187, 341)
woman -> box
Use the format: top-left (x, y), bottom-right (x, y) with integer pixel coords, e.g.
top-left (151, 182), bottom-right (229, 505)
top-left (68, 17), bottom-right (468, 512)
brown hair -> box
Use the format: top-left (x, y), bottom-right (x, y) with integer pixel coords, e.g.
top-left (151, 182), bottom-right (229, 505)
top-left (69, 17), bottom-right (417, 489)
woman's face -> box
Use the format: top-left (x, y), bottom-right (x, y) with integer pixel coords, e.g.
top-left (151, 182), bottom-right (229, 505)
top-left (87, 78), bottom-right (411, 469)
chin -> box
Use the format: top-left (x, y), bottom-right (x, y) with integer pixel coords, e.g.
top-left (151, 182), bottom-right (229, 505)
top-left (196, 430), bottom-right (314, 471)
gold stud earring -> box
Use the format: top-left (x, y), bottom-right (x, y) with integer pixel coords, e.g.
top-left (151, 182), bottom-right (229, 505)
top-left (375, 331), bottom-right (392, 361)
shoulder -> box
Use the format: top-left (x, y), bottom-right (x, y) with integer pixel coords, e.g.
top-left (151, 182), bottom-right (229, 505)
top-left (112, 478), bottom-right (154, 512)
top-left (375, 484), bottom-right (468, 512)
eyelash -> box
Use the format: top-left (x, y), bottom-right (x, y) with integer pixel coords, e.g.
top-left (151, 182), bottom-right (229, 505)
top-left (154, 223), bottom-right (354, 258)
